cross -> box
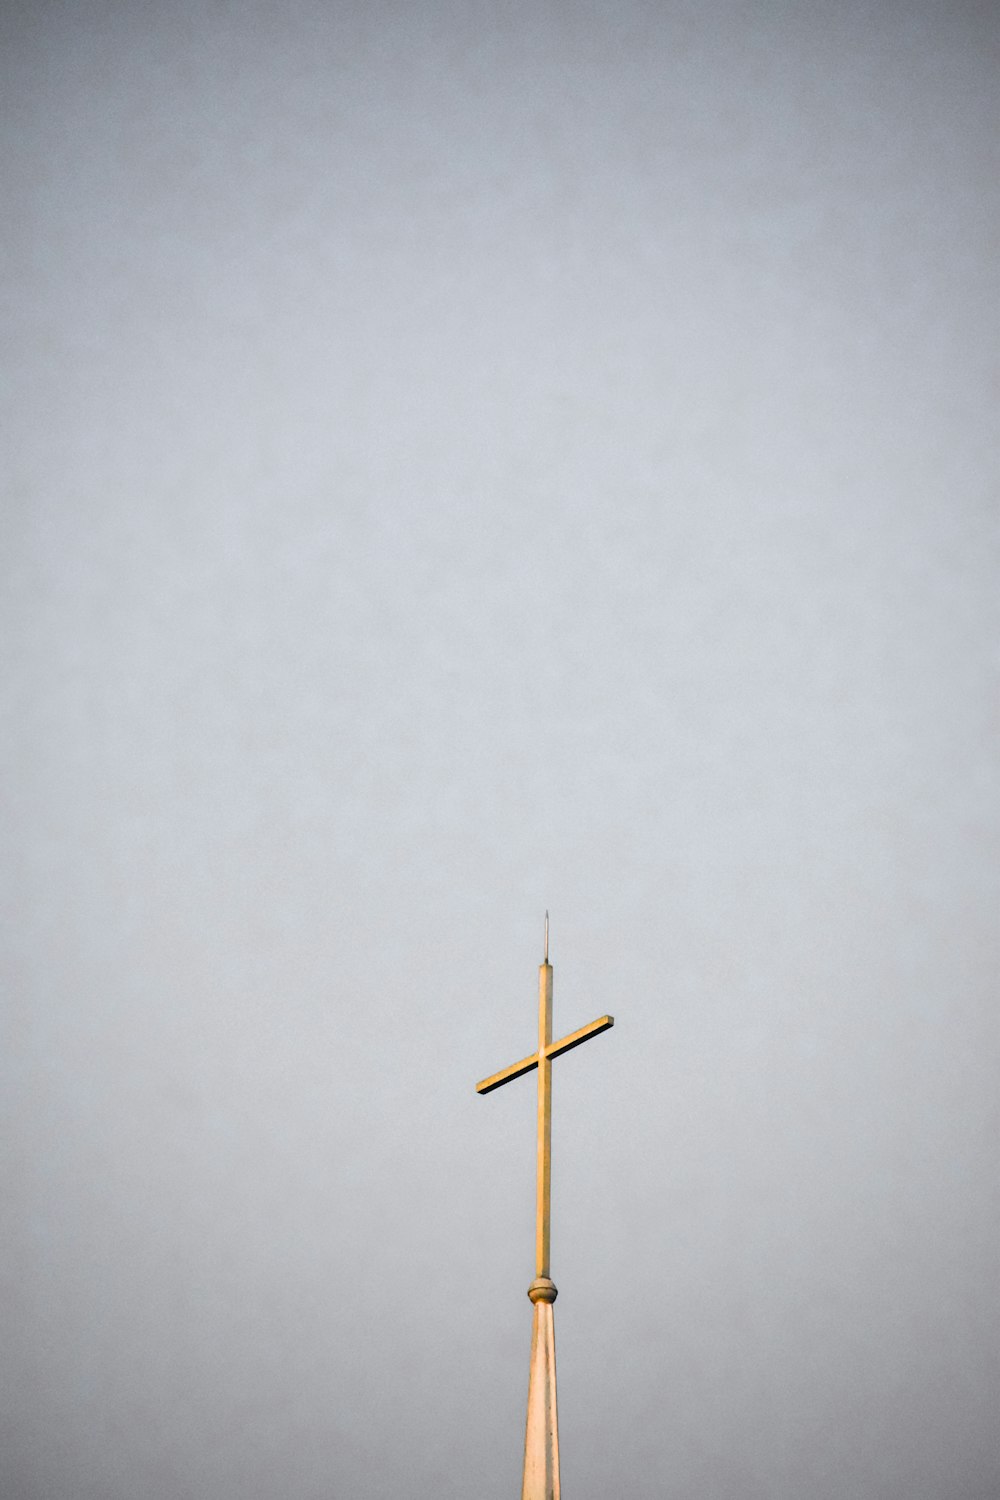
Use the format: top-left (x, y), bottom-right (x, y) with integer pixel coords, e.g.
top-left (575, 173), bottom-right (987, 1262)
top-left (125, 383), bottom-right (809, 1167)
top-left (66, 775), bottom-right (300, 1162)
top-left (475, 915), bottom-right (614, 1280)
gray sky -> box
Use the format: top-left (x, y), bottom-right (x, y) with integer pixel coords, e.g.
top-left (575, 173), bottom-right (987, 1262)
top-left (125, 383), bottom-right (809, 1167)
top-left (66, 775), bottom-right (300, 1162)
top-left (2, 2), bottom-right (998, 1497)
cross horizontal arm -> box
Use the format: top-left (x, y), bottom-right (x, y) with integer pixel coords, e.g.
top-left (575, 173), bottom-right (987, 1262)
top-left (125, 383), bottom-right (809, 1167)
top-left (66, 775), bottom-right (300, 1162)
top-left (546, 1014), bottom-right (614, 1060)
top-left (475, 1014), bottom-right (615, 1095)
top-left (476, 1050), bottom-right (539, 1095)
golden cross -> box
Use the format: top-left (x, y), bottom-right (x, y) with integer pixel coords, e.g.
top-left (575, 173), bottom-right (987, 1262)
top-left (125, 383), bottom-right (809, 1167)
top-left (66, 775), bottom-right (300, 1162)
top-left (475, 915), bottom-right (614, 1280)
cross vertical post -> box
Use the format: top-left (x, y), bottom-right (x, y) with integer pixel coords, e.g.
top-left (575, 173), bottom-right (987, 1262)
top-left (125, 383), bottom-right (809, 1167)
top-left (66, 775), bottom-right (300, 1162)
top-left (536, 955), bottom-right (552, 1280)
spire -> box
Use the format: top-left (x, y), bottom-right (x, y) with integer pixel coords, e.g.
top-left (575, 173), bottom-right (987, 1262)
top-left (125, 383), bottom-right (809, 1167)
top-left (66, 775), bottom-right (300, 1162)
top-left (475, 922), bottom-right (614, 1500)
top-left (523, 1278), bottom-right (560, 1500)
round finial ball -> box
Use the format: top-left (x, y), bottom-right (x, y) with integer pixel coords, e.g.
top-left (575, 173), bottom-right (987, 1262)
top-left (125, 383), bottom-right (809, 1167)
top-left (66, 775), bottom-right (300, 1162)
top-left (527, 1277), bottom-right (558, 1304)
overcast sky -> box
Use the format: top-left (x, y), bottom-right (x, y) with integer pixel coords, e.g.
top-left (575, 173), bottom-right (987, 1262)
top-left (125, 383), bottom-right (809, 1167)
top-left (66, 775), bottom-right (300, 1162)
top-left (2, 2), bottom-right (998, 1497)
